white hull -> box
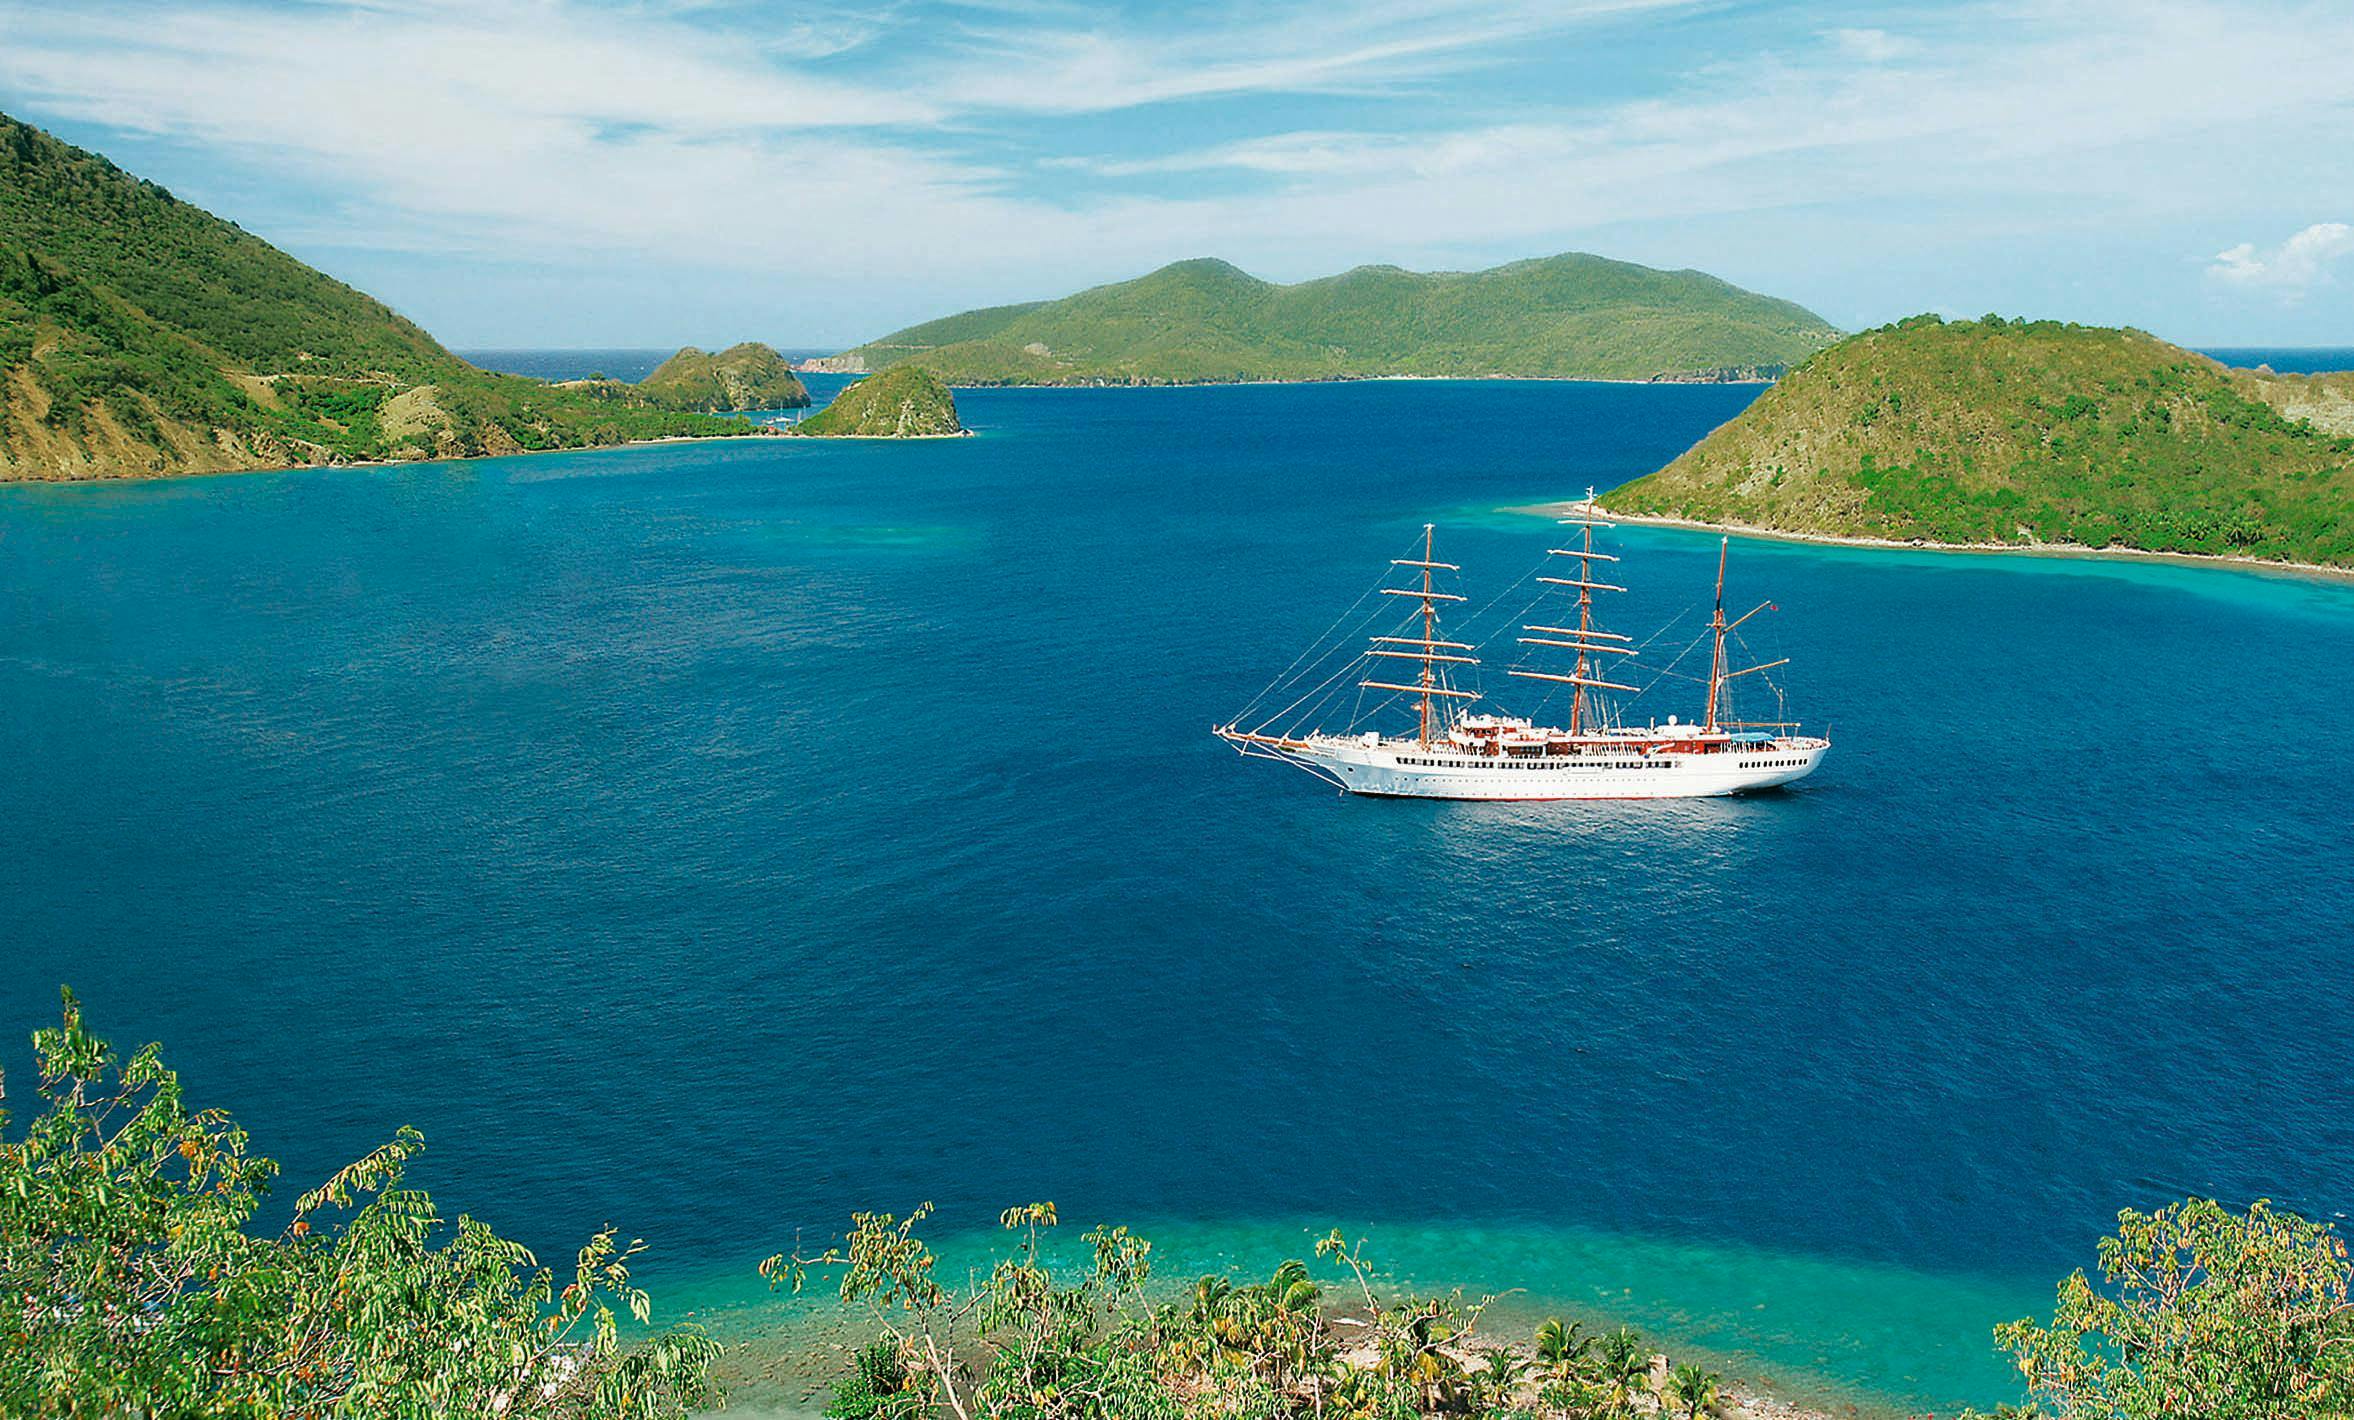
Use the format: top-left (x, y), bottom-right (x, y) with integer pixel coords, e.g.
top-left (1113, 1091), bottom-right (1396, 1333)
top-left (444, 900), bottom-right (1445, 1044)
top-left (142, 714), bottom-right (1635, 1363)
top-left (1274, 736), bottom-right (1828, 800)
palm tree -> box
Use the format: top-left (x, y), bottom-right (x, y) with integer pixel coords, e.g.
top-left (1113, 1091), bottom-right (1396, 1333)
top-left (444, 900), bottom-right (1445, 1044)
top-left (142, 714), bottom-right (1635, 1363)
top-left (1533, 1316), bottom-right (1592, 1370)
top-left (1261, 1258), bottom-right (1319, 1314)
top-left (1666, 1360), bottom-right (1723, 1419)
top-left (1248, 1258), bottom-right (1321, 1392)
top-left (1476, 1346), bottom-right (1530, 1411)
top-left (1189, 1273), bottom-right (1234, 1324)
top-left (1378, 1302), bottom-right (1471, 1412)
top-left (1597, 1326), bottom-right (1648, 1418)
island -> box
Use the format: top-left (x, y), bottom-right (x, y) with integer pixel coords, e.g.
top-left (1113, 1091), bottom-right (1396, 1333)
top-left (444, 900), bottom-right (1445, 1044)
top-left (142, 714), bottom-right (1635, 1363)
top-left (1603, 315), bottom-right (2354, 569)
top-left (824, 254), bottom-right (1839, 386)
top-left (632, 342), bottom-right (809, 412)
top-left (790, 365), bottom-right (965, 438)
top-left (0, 111), bottom-right (762, 482)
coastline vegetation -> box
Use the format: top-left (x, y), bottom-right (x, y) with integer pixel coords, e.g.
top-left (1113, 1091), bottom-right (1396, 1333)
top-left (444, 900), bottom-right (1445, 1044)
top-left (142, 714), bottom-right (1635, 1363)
top-left (7, 997), bottom-right (2354, 1418)
top-left (1606, 315), bottom-right (2354, 568)
top-left (770, 1201), bottom-right (1729, 1420)
top-left (0, 112), bottom-right (760, 482)
top-left (778, 1195), bottom-right (2354, 1420)
top-left (833, 255), bottom-right (1839, 387)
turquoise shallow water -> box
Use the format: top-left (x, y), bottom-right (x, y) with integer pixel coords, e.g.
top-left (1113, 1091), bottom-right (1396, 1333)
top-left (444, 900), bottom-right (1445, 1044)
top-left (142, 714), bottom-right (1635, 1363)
top-left (5, 378), bottom-right (2354, 1414)
top-left (660, 1216), bottom-right (2038, 1416)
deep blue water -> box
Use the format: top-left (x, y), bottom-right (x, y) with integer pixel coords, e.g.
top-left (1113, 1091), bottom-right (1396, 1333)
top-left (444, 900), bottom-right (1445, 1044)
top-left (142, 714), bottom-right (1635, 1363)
top-left (5, 379), bottom-right (2354, 1412)
top-left (2199, 346), bottom-right (2354, 374)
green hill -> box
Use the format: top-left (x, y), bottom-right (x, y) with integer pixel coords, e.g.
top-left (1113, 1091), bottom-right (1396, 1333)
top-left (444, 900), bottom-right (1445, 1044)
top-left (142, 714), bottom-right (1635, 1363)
top-left (792, 365), bottom-right (963, 437)
top-left (834, 254), bottom-right (1839, 386)
top-left (1606, 315), bottom-right (2354, 567)
top-left (636, 342), bottom-right (809, 411)
top-left (0, 112), bottom-right (757, 481)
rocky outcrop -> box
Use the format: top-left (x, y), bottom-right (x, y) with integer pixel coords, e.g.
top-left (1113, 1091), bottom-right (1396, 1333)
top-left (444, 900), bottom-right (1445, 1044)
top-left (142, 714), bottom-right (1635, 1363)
top-left (793, 353), bottom-right (870, 375)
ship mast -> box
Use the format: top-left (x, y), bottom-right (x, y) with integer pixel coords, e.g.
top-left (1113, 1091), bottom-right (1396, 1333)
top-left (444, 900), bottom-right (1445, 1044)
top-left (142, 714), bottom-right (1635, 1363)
top-left (1703, 538), bottom-right (1728, 733)
top-left (1419, 524), bottom-right (1437, 744)
top-left (1509, 489), bottom-right (1637, 731)
top-left (1702, 536), bottom-right (1790, 734)
top-left (1362, 524), bottom-right (1477, 747)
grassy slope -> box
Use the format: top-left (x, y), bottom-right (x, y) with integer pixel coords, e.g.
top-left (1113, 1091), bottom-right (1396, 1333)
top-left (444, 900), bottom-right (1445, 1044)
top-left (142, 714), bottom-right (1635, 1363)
top-left (0, 112), bottom-right (754, 480)
top-left (841, 255), bottom-right (1839, 385)
top-left (793, 365), bottom-right (962, 437)
top-left (1607, 315), bottom-right (2354, 566)
top-left (636, 342), bottom-right (810, 411)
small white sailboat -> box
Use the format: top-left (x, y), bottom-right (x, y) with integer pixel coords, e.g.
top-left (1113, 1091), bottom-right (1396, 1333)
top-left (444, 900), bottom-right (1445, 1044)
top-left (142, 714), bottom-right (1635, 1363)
top-left (1214, 495), bottom-right (1829, 800)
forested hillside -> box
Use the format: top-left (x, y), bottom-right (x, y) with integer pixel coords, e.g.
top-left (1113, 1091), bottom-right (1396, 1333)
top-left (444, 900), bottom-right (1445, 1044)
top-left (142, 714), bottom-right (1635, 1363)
top-left (1607, 315), bottom-right (2354, 566)
top-left (835, 254), bottom-right (1838, 385)
top-left (0, 112), bottom-right (755, 480)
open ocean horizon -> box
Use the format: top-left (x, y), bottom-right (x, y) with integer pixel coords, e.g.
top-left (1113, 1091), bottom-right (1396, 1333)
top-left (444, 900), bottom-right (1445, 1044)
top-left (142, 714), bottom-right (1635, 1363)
top-left (7, 368), bottom-right (2353, 1415)
top-left (457, 346), bottom-right (2354, 386)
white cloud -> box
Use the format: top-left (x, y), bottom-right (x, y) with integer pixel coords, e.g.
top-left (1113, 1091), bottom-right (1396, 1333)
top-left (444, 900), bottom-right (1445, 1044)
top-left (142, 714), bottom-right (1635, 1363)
top-left (1053, 128), bottom-right (1565, 180)
top-left (0, 0), bottom-right (970, 269)
top-left (0, 0), bottom-right (1721, 289)
top-left (1825, 27), bottom-right (1917, 63)
top-left (0, 0), bottom-right (2350, 342)
top-left (1048, 1), bottom-right (2354, 246)
top-left (0, 2), bottom-right (938, 136)
top-left (931, 0), bottom-right (1698, 114)
top-left (2209, 222), bottom-right (2354, 294)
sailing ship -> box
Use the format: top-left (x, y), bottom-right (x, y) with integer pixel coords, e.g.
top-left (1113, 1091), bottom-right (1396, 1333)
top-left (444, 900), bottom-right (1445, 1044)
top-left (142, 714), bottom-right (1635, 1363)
top-left (1213, 495), bottom-right (1829, 800)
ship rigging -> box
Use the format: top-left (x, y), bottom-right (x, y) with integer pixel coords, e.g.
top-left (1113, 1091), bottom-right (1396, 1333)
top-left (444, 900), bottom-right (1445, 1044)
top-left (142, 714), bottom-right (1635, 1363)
top-left (1214, 494), bottom-right (1829, 800)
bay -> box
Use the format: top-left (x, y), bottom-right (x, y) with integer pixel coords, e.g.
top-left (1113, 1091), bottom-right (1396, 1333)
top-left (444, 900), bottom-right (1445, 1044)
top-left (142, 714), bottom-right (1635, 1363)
top-left (5, 377), bottom-right (2352, 1414)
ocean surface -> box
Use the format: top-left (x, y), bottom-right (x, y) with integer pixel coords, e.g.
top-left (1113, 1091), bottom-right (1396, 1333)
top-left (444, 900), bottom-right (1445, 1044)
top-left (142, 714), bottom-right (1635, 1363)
top-left (6, 372), bottom-right (2354, 1414)
top-left (2200, 346), bottom-right (2354, 375)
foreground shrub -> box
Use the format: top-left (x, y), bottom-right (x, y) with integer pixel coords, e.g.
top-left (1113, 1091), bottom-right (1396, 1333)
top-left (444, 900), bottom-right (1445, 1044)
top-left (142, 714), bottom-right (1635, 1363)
top-left (1984, 1197), bottom-right (2354, 1420)
top-left (0, 990), bottom-right (717, 1418)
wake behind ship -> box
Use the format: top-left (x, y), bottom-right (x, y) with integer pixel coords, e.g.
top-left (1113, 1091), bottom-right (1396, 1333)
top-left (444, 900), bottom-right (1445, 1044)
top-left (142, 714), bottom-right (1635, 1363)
top-left (1214, 497), bottom-right (1828, 800)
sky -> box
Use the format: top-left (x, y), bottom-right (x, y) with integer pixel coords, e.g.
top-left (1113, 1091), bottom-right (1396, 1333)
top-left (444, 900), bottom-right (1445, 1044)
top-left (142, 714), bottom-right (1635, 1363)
top-left (1, 0), bottom-right (2349, 350)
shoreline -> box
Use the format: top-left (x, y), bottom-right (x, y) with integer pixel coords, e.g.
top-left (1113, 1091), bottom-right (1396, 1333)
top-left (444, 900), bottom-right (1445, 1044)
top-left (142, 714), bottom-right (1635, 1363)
top-left (655, 1213), bottom-right (2019, 1420)
top-left (0, 427), bottom-right (789, 490)
top-left (783, 429), bottom-right (973, 441)
top-left (0, 422), bottom-right (989, 489)
top-left (812, 371), bottom-right (1779, 391)
top-left (1518, 504), bottom-right (2354, 585)
top-left (688, 1280), bottom-right (1891, 1420)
